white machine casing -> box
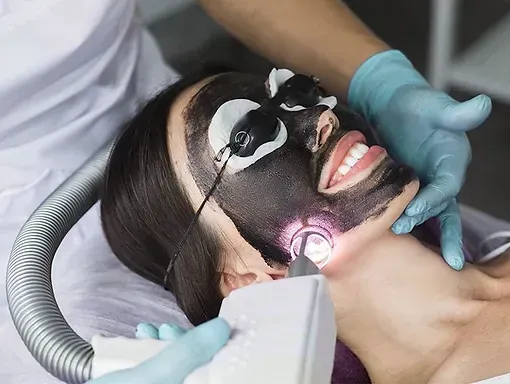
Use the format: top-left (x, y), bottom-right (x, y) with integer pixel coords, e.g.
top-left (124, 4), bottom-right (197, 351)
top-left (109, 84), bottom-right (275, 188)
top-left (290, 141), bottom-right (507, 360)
top-left (91, 275), bottom-right (337, 384)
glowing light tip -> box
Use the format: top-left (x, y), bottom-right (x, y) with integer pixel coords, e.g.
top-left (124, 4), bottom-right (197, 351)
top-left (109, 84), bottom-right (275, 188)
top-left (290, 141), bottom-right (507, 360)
top-left (290, 226), bottom-right (333, 269)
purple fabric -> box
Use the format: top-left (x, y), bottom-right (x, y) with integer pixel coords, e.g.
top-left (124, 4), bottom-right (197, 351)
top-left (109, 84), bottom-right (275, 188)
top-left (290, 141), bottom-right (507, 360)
top-left (329, 218), bottom-right (474, 383)
top-left (331, 340), bottom-right (370, 384)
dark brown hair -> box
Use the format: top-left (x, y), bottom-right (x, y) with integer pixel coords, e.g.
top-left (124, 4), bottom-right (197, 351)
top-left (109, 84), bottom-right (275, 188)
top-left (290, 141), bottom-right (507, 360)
top-left (100, 66), bottom-right (233, 325)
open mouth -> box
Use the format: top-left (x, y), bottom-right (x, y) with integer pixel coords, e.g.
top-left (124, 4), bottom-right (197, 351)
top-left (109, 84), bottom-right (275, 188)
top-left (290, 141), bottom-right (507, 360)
top-left (318, 130), bottom-right (387, 193)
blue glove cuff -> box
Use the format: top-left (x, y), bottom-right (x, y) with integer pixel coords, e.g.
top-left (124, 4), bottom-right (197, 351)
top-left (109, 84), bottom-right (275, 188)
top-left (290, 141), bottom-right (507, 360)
top-left (347, 50), bottom-right (430, 122)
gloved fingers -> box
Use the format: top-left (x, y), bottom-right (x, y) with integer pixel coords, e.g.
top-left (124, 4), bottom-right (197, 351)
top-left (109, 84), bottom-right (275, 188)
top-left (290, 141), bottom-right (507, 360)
top-left (135, 323), bottom-right (159, 339)
top-left (392, 200), bottom-right (449, 235)
top-left (143, 317), bottom-right (231, 384)
top-left (438, 200), bottom-right (464, 270)
top-left (158, 323), bottom-right (187, 341)
top-left (405, 151), bottom-right (467, 217)
top-left (436, 94), bottom-right (492, 132)
top-left (404, 178), bottom-right (453, 217)
top-left (135, 322), bottom-right (188, 341)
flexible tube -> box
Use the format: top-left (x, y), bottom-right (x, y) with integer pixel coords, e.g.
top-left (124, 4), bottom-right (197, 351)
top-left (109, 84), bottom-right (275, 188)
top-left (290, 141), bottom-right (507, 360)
top-left (6, 142), bottom-right (113, 384)
top-left (477, 231), bottom-right (510, 264)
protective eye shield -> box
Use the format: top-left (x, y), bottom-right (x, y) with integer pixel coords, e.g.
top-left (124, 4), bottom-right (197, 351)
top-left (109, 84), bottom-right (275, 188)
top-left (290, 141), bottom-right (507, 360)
top-left (210, 69), bottom-right (338, 170)
top-left (164, 69), bottom-right (337, 288)
top-left (224, 73), bottom-right (327, 158)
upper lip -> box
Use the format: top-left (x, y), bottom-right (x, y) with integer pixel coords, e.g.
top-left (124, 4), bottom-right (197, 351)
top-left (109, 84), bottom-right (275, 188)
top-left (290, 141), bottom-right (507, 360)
top-left (317, 130), bottom-right (367, 192)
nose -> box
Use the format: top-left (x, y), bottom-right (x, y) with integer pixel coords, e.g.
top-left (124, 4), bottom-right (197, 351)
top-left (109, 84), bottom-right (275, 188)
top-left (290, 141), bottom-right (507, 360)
top-left (314, 110), bottom-right (338, 152)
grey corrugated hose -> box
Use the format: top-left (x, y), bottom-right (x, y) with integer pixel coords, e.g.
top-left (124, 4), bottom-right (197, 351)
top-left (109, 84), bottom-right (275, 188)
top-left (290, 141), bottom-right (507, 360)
top-left (6, 142), bottom-right (113, 384)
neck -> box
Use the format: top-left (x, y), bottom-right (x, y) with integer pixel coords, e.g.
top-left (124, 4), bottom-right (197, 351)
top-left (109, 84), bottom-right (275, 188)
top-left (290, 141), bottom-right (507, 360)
top-left (328, 231), bottom-right (491, 383)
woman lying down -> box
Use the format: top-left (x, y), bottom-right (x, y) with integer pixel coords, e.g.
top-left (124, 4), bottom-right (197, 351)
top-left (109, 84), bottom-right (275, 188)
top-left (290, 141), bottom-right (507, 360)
top-left (101, 66), bottom-right (510, 384)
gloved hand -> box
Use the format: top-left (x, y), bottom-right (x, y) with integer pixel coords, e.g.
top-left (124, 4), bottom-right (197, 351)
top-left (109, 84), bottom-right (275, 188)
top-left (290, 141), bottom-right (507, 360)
top-left (87, 318), bottom-right (230, 384)
top-left (348, 50), bottom-right (492, 270)
top-left (135, 322), bottom-right (188, 341)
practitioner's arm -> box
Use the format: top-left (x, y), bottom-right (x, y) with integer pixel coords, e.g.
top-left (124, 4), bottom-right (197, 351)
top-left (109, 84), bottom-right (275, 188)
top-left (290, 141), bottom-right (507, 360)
top-left (199, 0), bottom-right (387, 98)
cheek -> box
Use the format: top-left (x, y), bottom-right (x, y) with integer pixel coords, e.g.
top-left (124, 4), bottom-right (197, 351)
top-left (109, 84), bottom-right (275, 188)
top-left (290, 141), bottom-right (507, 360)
top-left (333, 105), bottom-right (379, 147)
top-left (186, 134), bottom-right (222, 192)
top-left (221, 146), bottom-right (315, 206)
top-left (214, 151), bottom-right (329, 264)
top-left (383, 179), bottom-right (420, 224)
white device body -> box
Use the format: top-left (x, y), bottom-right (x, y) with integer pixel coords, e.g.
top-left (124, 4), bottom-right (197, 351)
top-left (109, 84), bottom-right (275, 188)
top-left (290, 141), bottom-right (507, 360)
top-left (91, 275), bottom-right (337, 384)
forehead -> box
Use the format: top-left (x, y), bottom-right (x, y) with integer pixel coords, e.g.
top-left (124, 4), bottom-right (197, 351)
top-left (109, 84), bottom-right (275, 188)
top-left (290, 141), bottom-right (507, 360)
top-left (182, 72), bottom-right (269, 136)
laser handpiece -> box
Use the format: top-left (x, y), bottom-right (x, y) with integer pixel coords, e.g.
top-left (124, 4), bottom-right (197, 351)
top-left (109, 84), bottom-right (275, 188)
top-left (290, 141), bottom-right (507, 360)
top-left (288, 251), bottom-right (321, 277)
top-left (288, 226), bottom-right (333, 277)
top-left (90, 226), bottom-right (338, 383)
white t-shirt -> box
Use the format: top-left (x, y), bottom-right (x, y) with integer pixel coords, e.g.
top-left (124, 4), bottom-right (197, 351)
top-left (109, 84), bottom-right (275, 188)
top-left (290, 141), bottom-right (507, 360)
top-left (0, 1), bottom-right (187, 383)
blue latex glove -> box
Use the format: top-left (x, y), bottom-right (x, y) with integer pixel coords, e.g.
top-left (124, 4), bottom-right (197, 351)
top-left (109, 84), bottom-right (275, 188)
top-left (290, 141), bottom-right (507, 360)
top-left (135, 322), bottom-right (187, 341)
top-left (348, 50), bottom-right (492, 270)
top-left (87, 318), bottom-right (230, 384)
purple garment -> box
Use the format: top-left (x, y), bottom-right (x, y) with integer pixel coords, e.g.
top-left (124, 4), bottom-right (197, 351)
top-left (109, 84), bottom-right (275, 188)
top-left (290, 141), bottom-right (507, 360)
top-left (329, 219), bottom-right (472, 383)
top-left (331, 341), bottom-right (370, 384)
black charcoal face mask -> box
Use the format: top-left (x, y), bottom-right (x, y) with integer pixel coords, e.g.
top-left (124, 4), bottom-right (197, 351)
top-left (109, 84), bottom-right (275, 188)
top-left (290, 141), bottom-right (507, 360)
top-left (183, 69), bottom-right (417, 267)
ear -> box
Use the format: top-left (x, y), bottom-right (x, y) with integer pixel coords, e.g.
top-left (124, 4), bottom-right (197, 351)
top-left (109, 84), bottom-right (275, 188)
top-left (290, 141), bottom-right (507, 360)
top-left (216, 234), bottom-right (288, 297)
top-left (220, 270), bottom-right (274, 296)
top-left (222, 272), bottom-right (256, 291)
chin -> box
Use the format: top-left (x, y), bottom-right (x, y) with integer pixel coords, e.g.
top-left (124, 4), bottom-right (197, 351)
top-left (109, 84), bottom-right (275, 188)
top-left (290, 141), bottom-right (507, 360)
top-left (382, 177), bottom-right (420, 226)
top-left (323, 178), bottom-right (420, 275)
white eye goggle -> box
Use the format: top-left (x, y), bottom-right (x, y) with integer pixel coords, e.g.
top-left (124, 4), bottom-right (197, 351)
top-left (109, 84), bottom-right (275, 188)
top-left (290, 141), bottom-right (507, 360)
top-left (208, 68), bottom-right (338, 172)
top-left (268, 68), bottom-right (337, 111)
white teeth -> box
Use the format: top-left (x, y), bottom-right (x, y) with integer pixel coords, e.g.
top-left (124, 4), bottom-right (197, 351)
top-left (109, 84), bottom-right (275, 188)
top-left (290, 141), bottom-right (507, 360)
top-left (328, 142), bottom-right (371, 187)
top-left (338, 165), bottom-right (351, 175)
top-left (349, 147), bottom-right (364, 160)
top-left (343, 142), bottom-right (369, 166)
top-left (355, 143), bottom-right (369, 154)
top-left (344, 156), bottom-right (358, 167)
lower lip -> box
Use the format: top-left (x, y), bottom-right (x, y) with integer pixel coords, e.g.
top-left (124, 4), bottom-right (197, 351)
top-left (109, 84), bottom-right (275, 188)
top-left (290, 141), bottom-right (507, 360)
top-left (328, 145), bottom-right (387, 188)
